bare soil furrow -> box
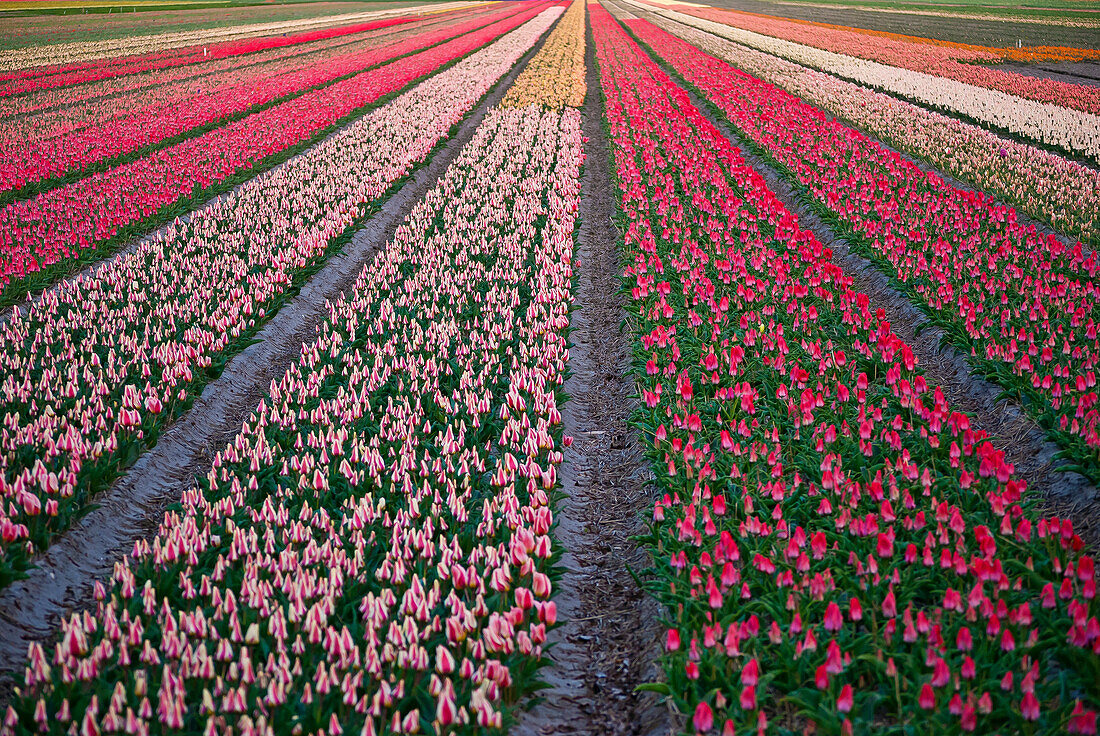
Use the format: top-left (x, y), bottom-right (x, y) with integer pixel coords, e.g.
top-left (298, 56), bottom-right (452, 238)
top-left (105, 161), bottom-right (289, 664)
top-left (510, 18), bottom-right (671, 736)
top-left (0, 26), bottom-right (557, 685)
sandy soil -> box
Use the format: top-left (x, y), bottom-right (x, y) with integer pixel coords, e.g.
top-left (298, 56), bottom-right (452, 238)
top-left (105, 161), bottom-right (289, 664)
top-left (510, 15), bottom-right (674, 735)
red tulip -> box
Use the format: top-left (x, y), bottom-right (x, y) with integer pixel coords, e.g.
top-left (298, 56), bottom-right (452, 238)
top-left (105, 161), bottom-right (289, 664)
top-left (694, 701), bottom-right (714, 733)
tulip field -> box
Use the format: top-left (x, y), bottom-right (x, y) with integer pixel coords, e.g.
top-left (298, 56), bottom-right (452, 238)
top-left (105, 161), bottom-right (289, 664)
top-left (0, 0), bottom-right (1098, 734)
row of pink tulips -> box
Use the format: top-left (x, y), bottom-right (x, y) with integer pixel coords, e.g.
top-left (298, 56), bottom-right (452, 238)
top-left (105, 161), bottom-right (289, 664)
top-left (0, 75), bottom-right (582, 736)
top-left (645, 14), bottom-right (1100, 245)
top-left (651, 1), bottom-right (1100, 116)
top-left (0, 5), bottom-right (517, 195)
top-left (0, 4), bottom-right (547, 300)
top-left (592, 6), bottom-right (1099, 734)
top-left (626, 17), bottom-right (1100, 483)
top-left (0, 6), bottom-right (560, 589)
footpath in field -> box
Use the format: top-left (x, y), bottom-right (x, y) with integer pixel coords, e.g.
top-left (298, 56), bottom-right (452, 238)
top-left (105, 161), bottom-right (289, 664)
top-left (0, 5), bottom-right (566, 681)
top-left (1, 3), bottom-right (585, 732)
top-left (510, 3), bottom-right (670, 734)
top-left (591, 3), bottom-right (1098, 734)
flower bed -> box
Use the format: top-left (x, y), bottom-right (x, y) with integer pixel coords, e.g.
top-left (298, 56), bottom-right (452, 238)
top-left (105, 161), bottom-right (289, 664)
top-left (643, 13), bottom-right (1100, 246)
top-left (632, 2), bottom-right (1100, 165)
top-left (0, 6), bottom-right (523, 196)
top-left (592, 5), bottom-right (1099, 734)
top-left (501, 0), bottom-right (586, 109)
top-left (0, 46), bottom-right (583, 736)
top-left (0, 4), bottom-right (443, 75)
top-left (0, 7), bottom-right (562, 589)
top-left (0, 17), bottom-right (414, 121)
top-left (657, 1), bottom-right (1100, 117)
top-left (0, 5), bottom-right (550, 299)
top-left (0, 16), bottom-right (417, 102)
top-left (625, 16), bottom-right (1100, 484)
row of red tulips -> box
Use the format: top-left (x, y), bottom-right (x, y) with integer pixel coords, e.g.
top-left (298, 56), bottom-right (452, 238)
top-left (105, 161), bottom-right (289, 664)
top-left (624, 17), bottom-right (1100, 485)
top-left (3, 7), bottom-right (488, 139)
top-left (0, 15), bottom-right (431, 122)
top-left (592, 5), bottom-right (1098, 734)
top-left (0, 4), bottom-right (548, 303)
top-left (0, 50), bottom-right (582, 733)
top-left (0, 7), bottom-right (560, 590)
top-left (656, 1), bottom-right (1100, 117)
top-left (0, 14), bottom-right (415, 95)
top-left (0, 5), bottom-right (515, 196)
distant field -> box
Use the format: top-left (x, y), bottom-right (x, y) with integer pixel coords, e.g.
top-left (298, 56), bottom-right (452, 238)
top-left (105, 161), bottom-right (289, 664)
top-left (0, 0), bottom-right (234, 11)
top-left (702, 0), bottom-right (1100, 47)
top-left (0, 0), bottom-right (432, 49)
top-left (768, 0), bottom-right (1099, 13)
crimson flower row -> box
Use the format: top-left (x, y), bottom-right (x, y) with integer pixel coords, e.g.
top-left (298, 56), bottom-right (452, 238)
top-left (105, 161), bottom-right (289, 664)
top-left (593, 6), bottom-right (1098, 734)
top-left (0, 7), bottom-right (561, 590)
top-left (0, 4), bottom-right (548, 300)
top-left (0, 5), bottom-right (512, 196)
top-left (626, 18), bottom-right (1100, 483)
top-left (0, 18), bottom-right (414, 125)
top-left (1, 95), bottom-right (582, 736)
top-left (0, 16), bottom-right (413, 107)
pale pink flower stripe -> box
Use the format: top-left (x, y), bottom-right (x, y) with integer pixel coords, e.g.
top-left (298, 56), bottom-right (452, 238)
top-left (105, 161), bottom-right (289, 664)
top-left (4, 100), bottom-right (582, 735)
top-left (0, 8), bottom-right (562, 581)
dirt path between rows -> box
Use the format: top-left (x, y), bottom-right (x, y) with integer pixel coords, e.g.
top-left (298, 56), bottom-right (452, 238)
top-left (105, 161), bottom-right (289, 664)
top-left (609, 7), bottom-right (1100, 550)
top-left (510, 19), bottom-right (672, 736)
top-left (0, 23), bottom-right (560, 687)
